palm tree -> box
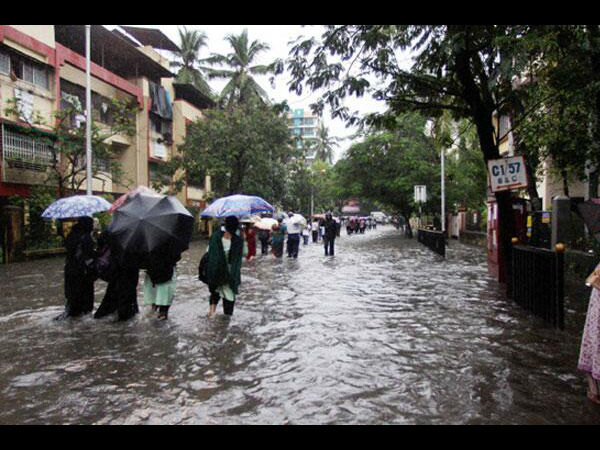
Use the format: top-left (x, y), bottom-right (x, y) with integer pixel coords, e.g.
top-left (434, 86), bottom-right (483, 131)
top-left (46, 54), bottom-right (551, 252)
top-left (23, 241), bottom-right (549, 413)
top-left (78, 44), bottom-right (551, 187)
top-left (171, 27), bottom-right (214, 100)
top-left (312, 123), bottom-right (341, 164)
top-left (204, 29), bottom-right (278, 108)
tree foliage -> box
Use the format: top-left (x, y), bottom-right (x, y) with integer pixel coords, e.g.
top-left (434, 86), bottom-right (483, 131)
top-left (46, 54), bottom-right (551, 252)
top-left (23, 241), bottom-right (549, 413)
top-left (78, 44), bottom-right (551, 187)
top-left (205, 29), bottom-right (283, 108)
top-left (334, 112), bottom-right (440, 218)
top-left (177, 100), bottom-right (295, 205)
top-left (171, 26), bottom-right (215, 100)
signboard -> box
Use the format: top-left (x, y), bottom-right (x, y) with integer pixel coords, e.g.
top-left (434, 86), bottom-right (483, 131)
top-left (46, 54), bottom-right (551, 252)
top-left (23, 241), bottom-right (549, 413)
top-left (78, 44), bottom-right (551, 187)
top-left (487, 155), bottom-right (528, 192)
top-left (414, 185), bottom-right (427, 203)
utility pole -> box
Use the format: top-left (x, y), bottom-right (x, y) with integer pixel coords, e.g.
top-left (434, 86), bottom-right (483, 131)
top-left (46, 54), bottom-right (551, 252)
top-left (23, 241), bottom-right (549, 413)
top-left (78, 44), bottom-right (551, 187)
top-left (441, 146), bottom-right (445, 233)
top-left (85, 25), bottom-right (92, 195)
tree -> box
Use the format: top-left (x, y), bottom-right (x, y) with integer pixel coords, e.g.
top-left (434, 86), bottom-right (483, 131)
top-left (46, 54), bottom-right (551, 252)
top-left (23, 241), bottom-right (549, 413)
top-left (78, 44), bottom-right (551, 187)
top-left (514, 26), bottom-right (600, 199)
top-left (4, 95), bottom-right (137, 199)
top-left (286, 25), bottom-right (541, 281)
top-left (177, 99), bottom-right (296, 205)
top-left (310, 123), bottom-right (341, 164)
top-left (171, 26), bottom-right (215, 100)
top-left (334, 112), bottom-right (441, 235)
top-left (205, 29), bottom-right (281, 108)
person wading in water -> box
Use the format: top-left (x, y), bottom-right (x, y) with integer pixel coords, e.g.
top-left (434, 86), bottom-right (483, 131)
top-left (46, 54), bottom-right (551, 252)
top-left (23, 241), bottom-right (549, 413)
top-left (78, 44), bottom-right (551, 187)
top-left (205, 216), bottom-right (247, 317)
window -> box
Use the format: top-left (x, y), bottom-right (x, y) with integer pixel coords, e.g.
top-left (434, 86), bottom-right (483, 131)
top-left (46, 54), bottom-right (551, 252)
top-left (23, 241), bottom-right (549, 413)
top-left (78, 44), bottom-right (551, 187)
top-left (0, 50), bottom-right (9, 75)
top-left (21, 61), bottom-right (34, 84)
top-left (33, 66), bottom-right (49, 90)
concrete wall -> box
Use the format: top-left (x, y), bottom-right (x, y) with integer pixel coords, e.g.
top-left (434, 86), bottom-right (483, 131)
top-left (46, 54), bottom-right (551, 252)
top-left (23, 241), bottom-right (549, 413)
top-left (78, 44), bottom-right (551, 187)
top-left (9, 26), bottom-right (55, 51)
top-left (536, 157), bottom-right (588, 210)
top-left (0, 71), bottom-right (55, 132)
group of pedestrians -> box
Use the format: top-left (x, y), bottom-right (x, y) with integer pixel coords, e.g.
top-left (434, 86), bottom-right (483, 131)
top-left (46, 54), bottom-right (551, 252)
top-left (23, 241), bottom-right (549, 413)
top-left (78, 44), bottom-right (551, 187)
top-left (56, 210), bottom-right (343, 323)
top-left (345, 217), bottom-right (376, 235)
top-left (57, 216), bottom-right (180, 322)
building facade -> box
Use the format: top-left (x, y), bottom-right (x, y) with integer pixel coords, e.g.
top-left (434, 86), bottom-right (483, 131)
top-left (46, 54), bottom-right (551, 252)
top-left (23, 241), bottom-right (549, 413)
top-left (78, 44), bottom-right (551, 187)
top-left (0, 25), bottom-right (214, 215)
top-left (287, 108), bottom-right (320, 160)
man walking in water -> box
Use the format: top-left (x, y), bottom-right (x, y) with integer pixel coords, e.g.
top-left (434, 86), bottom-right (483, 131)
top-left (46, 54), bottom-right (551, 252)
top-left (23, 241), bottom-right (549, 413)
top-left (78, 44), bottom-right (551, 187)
top-left (286, 211), bottom-right (302, 258)
top-left (323, 212), bottom-right (337, 256)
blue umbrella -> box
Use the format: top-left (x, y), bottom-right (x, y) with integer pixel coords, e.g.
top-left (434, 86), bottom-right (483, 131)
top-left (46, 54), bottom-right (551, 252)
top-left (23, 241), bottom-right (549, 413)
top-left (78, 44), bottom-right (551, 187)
top-left (42, 195), bottom-right (112, 219)
top-left (201, 194), bottom-right (274, 218)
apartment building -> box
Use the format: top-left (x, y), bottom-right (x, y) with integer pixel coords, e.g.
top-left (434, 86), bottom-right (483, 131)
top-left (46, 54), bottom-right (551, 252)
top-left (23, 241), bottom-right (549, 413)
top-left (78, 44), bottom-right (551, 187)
top-left (288, 108), bottom-right (320, 161)
top-left (0, 25), bottom-right (214, 214)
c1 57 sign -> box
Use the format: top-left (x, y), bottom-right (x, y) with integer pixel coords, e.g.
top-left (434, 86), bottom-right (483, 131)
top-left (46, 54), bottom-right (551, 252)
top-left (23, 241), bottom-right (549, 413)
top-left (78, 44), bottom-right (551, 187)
top-left (487, 156), bottom-right (528, 192)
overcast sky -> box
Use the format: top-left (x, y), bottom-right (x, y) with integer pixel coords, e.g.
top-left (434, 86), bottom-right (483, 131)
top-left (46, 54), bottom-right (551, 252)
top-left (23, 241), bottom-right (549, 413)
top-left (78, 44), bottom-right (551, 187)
top-left (109, 25), bottom-right (395, 162)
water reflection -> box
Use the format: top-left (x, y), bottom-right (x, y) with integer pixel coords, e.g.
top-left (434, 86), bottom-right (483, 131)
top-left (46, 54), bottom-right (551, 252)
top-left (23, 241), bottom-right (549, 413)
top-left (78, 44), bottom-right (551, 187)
top-left (0, 227), bottom-right (599, 424)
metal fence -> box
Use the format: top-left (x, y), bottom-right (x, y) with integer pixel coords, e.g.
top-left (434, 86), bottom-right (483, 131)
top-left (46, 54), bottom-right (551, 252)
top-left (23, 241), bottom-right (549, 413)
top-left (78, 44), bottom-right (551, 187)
top-left (508, 243), bottom-right (565, 329)
top-left (417, 229), bottom-right (445, 257)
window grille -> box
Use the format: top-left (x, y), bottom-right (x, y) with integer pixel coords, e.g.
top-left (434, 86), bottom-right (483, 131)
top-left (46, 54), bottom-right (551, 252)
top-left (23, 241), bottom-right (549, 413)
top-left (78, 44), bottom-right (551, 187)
top-left (1, 125), bottom-right (55, 171)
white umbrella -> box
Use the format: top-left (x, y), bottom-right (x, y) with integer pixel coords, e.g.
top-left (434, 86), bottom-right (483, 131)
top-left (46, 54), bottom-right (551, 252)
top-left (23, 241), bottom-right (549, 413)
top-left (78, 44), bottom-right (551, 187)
top-left (255, 217), bottom-right (278, 230)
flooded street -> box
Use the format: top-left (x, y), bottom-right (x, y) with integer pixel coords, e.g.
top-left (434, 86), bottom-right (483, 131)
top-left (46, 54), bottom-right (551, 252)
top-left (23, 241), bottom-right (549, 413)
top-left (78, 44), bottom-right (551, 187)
top-left (1, 225), bottom-right (600, 424)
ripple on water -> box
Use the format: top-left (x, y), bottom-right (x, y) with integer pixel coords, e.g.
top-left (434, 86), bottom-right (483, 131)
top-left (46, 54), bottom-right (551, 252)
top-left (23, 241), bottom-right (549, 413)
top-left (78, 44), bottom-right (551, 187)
top-left (0, 227), bottom-right (599, 424)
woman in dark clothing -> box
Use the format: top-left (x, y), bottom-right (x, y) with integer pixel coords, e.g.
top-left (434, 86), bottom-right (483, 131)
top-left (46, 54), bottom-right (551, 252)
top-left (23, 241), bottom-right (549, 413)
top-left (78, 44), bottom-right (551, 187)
top-left (205, 216), bottom-right (247, 317)
top-left (55, 216), bottom-right (97, 320)
top-left (93, 234), bottom-right (140, 322)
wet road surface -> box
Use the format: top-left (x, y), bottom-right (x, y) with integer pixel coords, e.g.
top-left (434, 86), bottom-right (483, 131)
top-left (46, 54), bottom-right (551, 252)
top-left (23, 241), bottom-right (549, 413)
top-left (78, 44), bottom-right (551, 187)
top-left (1, 226), bottom-right (600, 424)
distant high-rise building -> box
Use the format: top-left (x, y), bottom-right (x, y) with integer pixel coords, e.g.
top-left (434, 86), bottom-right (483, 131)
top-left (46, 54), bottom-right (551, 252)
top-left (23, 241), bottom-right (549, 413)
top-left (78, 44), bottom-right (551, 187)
top-left (287, 108), bottom-right (320, 160)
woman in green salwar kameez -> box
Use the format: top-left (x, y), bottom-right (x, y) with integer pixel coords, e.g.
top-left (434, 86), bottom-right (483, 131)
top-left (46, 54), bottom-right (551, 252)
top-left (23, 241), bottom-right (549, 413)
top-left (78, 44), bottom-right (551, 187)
top-left (205, 216), bottom-right (247, 317)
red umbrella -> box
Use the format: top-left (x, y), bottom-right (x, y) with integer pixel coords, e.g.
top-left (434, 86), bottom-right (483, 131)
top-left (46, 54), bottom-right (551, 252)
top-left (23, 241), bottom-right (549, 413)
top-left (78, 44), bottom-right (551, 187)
top-left (108, 186), bottom-right (160, 213)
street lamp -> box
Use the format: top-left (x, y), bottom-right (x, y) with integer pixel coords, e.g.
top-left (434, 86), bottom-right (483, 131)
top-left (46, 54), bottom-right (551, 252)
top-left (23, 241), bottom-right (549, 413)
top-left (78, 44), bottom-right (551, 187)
top-left (85, 25), bottom-right (92, 195)
top-left (309, 167), bottom-right (326, 218)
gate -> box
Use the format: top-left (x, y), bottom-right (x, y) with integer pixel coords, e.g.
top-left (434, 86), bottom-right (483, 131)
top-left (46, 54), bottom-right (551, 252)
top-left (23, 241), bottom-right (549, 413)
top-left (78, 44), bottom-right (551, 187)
top-left (508, 242), bottom-right (565, 329)
top-left (417, 229), bottom-right (445, 257)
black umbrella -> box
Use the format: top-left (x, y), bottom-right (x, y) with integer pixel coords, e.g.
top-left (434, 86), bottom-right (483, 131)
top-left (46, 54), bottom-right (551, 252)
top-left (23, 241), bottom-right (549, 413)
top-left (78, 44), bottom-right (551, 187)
top-left (107, 194), bottom-right (194, 265)
top-left (577, 200), bottom-right (600, 235)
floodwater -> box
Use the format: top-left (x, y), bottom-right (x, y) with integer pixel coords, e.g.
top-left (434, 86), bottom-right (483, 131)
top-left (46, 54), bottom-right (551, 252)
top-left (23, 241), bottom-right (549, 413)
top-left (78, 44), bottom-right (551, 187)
top-left (1, 225), bottom-right (599, 424)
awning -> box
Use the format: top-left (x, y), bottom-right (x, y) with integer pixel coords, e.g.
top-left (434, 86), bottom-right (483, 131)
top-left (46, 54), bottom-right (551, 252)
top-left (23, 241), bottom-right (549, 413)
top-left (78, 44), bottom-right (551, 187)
top-left (173, 82), bottom-right (215, 110)
top-left (54, 25), bottom-right (174, 80)
top-left (119, 26), bottom-right (180, 53)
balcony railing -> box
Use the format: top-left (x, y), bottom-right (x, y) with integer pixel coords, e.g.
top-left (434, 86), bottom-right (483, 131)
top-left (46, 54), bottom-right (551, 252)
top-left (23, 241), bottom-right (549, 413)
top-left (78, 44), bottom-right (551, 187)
top-left (1, 125), bottom-right (55, 171)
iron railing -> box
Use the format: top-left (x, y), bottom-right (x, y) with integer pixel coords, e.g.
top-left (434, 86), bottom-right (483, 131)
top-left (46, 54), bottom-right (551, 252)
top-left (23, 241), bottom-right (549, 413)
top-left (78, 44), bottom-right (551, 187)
top-left (1, 125), bottom-right (54, 171)
top-left (508, 242), bottom-right (565, 329)
top-left (417, 229), bottom-right (445, 257)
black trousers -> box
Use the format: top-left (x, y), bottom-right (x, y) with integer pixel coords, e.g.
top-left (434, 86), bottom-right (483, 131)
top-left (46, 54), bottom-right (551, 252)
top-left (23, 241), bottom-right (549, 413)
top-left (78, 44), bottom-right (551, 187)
top-left (324, 237), bottom-right (335, 256)
top-left (312, 230), bottom-right (318, 243)
top-left (209, 286), bottom-right (235, 315)
top-left (260, 237), bottom-right (269, 254)
top-left (94, 268), bottom-right (139, 321)
top-left (287, 234), bottom-right (300, 258)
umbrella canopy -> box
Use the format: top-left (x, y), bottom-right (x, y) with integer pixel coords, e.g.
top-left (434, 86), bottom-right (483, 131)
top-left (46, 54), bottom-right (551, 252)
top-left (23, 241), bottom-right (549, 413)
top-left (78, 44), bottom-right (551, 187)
top-left (287, 213), bottom-right (307, 225)
top-left (107, 194), bottom-right (194, 265)
top-left (240, 214), bottom-right (261, 224)
top-left (42, 195), bottom-right (112, 219)
top-left (577, 200), bottom-right (600, 235)
top-left (201, 194), bottom-right (274, 217)
top-left (108, 185), bottom-right (160, 213)
top-left (255, 217), bottom-right (278, 230)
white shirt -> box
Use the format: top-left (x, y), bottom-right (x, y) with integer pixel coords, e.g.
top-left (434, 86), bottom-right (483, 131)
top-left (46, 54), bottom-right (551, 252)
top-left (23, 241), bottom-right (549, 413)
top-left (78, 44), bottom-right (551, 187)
top-left (285, 218), bottom-right (303, 234)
